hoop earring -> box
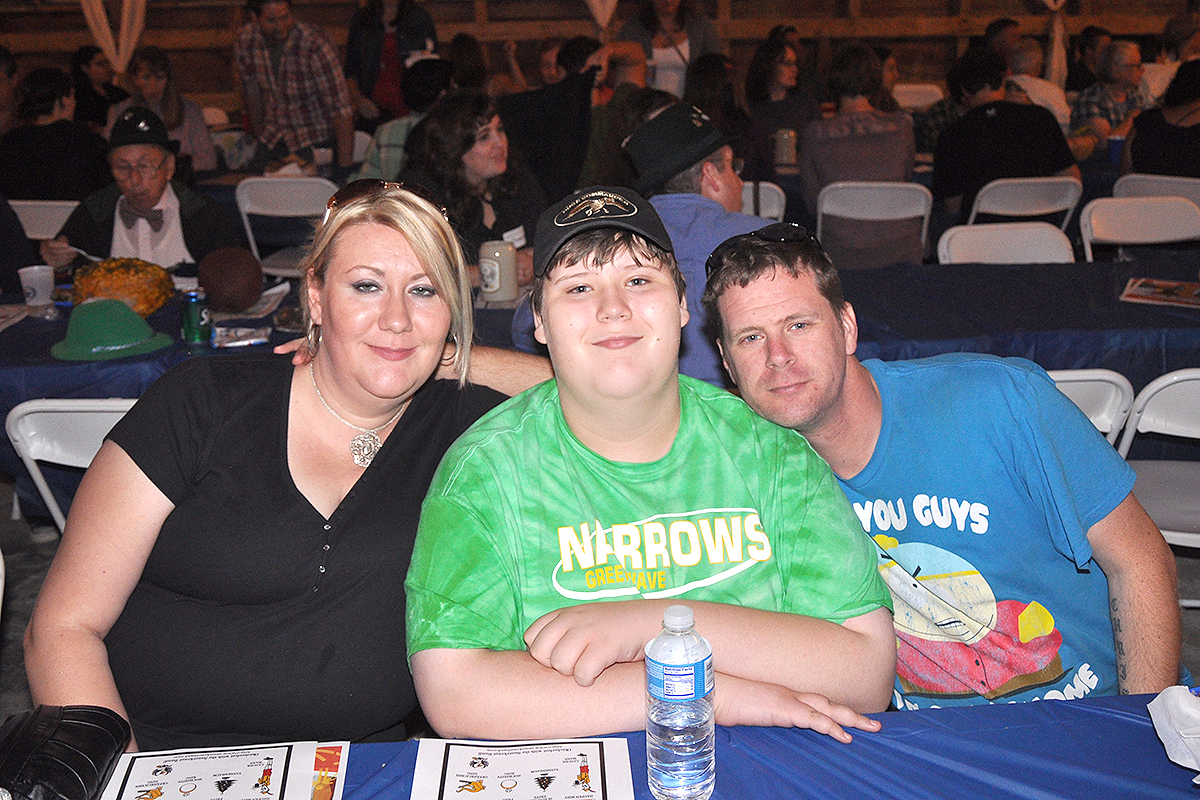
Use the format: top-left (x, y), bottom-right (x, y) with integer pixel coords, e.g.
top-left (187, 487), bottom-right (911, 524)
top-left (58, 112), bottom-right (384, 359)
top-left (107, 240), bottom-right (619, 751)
top-left (306, 322), bottom-right (322, 355)
top-left (440, 334), bottom-right (458, 366)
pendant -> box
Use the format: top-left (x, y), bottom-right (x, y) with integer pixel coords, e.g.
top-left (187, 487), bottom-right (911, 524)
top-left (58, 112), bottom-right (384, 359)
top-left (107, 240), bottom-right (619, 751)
top-left (349, 431), bottom-right (383, 468)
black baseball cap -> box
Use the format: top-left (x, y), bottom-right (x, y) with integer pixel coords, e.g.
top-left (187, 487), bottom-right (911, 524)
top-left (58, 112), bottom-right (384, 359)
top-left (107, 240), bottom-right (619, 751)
top-left (109, 107), bottom-right (180, 154)
top-left (533, 186), bottom-right (674, 279)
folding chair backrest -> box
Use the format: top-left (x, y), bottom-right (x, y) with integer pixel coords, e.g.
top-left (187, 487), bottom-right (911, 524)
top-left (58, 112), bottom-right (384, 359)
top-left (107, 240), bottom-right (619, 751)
top-left (741, 181), bottom-right (787, 221)
top-left (892, 83), bottom-right (944, 112)
top-left (10, 199), bottom-right (79, 241)
top-left (1079, 196), bottom-right (1200, 261)
top-left (816, 181), bottom-right (933, 247)
top-left (1113, 173), bottom-right (1200, 208)
top-left (1117, 368), bottom-right (1200, 457)
top-left (5, 398), bottom-right (137, 532)
top-left (353, 130), bottom-right (372, 164)
top-left (965, 176), bottom-right (1083, 230)
top-left (938, 222), bottom-right (1074, 264)
top-left (1047, 369), bottom-right (1134, 445)
top-left (234, 176), bottom-right (338, 261)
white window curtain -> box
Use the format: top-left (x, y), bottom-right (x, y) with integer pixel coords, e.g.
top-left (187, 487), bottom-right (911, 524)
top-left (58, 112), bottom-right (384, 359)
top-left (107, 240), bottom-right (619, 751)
top-left (78, 0), bottom-right (146, 75)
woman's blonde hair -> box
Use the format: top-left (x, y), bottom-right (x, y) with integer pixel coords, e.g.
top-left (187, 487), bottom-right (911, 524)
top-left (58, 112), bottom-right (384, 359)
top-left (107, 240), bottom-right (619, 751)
top-left (299, 185), bottom-right (474, 385)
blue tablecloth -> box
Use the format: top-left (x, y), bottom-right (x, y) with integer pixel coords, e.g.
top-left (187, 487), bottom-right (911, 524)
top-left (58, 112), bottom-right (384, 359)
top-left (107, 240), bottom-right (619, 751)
top-left (842, 256), bottom-right (1200, 395)
top-left (342, 694), bottom-right (1194, 800)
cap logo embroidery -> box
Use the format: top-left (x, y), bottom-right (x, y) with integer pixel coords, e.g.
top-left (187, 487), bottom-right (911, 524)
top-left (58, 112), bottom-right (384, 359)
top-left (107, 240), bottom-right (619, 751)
top-left (554, 191), bottom-right (637, 228)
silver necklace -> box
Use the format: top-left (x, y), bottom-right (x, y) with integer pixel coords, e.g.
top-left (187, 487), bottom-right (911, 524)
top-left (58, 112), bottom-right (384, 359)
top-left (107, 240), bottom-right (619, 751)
top-left (309, 364), bottom-right (406, 467)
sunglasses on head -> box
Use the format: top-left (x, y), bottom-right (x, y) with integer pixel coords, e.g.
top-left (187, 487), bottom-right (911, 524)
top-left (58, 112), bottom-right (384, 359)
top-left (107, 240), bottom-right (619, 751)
top-left (322, 178), bottom-right (446, 224)
top-left (704, 222), bottom-right (816, 279)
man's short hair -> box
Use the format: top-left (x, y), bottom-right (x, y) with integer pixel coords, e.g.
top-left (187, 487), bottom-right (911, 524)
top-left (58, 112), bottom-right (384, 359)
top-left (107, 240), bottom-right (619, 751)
top-left (530, 228), bottom-right (684, 316)
top-left (984, 18), bottom-right (1019, 48)
top-left (557, 36), bottom-right (601, 75)
top-left (826, 44), bottom-right (883, 101)
top-left (660, 147), bottom-right (726, 195)
top-left (1097, 40), bottom-right (1140, 83)
top-left (947, 47), bottom-right (1007, 101)
top-left (1162, 14), bottom-right (1199, 58)
top-left (1007, 38), bottom-right (1044, 77)
top-left (1079, 26), bottom-right (1112, 56)
top-left (245, 0), bottom-right (290, 15)
top-left (16, 67), bottom-right (72, 122)
top-left (701, 228), bottom-right (844, 343)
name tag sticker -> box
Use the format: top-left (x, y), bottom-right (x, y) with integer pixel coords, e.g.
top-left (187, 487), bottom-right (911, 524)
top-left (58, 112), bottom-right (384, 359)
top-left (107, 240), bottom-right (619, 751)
top-left (503, 226), bottom-right (526, 248)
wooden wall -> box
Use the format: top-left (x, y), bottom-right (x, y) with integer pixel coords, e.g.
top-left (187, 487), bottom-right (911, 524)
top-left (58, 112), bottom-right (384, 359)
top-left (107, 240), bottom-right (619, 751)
top-left (0, 0), bottom-right (1194, 111)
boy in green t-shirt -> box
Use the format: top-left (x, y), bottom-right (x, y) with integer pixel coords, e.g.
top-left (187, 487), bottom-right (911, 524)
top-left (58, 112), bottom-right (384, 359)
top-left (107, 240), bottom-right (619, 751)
top-left (406, 186), bottom-right (894, 742)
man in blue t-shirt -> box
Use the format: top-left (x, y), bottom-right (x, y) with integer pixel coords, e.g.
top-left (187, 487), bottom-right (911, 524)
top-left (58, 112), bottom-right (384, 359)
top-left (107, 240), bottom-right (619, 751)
top-left (701, 224), bottom-right (1182, 709)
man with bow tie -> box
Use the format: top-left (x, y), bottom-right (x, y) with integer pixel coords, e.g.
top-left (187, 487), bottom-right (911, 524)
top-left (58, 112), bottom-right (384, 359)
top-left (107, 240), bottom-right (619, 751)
top-left (41, 107), bottom-right (244, 272)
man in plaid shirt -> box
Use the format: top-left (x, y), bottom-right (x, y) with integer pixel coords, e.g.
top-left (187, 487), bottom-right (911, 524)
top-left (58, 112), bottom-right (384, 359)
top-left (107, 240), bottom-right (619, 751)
top-left (236, 0), bottom-right (355, 172)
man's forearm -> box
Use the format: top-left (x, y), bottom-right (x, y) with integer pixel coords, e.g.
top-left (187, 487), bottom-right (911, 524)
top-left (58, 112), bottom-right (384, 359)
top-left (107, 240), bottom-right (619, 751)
top-left (1090, 493), bottom-right (1182, 693)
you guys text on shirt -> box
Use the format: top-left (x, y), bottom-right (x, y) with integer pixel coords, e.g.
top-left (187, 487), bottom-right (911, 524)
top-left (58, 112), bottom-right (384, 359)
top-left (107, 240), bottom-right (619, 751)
top-left (852, 494), bottom-right (990, 535)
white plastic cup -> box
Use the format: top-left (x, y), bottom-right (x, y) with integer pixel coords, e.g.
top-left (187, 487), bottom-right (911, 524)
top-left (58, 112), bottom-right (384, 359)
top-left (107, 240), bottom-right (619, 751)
top-left (479, 240), bottom-right (518, 303)
top-left (18, 265), bottom-right (58, 319)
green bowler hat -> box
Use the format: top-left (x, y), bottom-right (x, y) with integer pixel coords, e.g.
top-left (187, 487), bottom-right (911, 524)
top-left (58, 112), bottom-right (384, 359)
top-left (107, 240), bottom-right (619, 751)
top-left (52, 298), bottom-right (174, 361)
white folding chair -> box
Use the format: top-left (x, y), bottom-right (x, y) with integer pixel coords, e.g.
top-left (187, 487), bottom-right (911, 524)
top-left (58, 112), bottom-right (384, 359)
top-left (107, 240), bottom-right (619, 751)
top-left (1113, 173), bottom-right (1200, 208)
top-left (1047, 369), bottom-right (1134, 445)
top-left (234, 176), bottom-right (338, 278)
top-left (892, 83), bottom-right (944, 112)
top-left (741, 181), bottom-right (786, 221)
top-left (938, 222), bottom-right (1074, 264)
top-left (10, 199), bottom-right (79, 240)
top-left (1116, 368), bottom-right (1200, 606)
top-left (353, 129), bottom-right (372, 164)
top-left (1079, 196), bottom-right (1200, 262)
top-left (965, 176), bottom-right (1083, 230)
top-left (816, 181), bottom-right (933, 248)
top-left (5, 398), bottom-right (137, 533)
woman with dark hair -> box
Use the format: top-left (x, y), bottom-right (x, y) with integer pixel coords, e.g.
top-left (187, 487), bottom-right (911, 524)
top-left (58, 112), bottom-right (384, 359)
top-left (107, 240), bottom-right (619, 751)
top-left (0, 67), bottom-right (109, 201)
top-left (344, 0), bottom-right (437, 127)
top-left (745, 37), bottom-right (820, 159)
top-left (616, 0), bottom-right (720, 97)
top-left (684, 53), bottom-right (774, 182)
top-left (1125, 59), bottom-right (1200, 177)
top-left (799, 44), bottom-right (917, 270)
top-left (106, 46), bottom-right (218, 175)
top-left (70, 45), bottom-right (128, 131)
top-left (399, 89), bottom-right (546, 282)
top-left (871, 46), bottom-right (901, 113)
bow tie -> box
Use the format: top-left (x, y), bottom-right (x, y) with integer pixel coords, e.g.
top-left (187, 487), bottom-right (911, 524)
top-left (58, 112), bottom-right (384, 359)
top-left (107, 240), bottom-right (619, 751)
top-left (118, 198), bottom-right (165, 232)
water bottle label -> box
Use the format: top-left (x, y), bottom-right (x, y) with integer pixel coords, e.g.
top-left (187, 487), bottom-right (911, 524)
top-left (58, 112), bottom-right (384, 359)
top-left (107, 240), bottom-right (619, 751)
top-left (647, 653), bottom-right (713, 702)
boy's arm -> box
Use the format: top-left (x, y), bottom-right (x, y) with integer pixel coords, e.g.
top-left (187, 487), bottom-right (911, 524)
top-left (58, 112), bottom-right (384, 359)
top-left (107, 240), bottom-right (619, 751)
top-left (410, 645), bottom-right (882, 742)
top-left (524, 599), bottom-right (895, 712)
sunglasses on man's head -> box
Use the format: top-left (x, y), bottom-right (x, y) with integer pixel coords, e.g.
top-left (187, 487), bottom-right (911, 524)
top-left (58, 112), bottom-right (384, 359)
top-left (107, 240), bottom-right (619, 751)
top-left (704, 222), bottom-right (816, 278)
top-left (322, 179), bottom-right (446, 224)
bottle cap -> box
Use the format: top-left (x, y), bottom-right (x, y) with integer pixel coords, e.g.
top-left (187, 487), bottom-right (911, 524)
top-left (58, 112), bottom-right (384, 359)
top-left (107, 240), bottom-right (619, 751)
top-left (663, 605), bottom-right (694, 630)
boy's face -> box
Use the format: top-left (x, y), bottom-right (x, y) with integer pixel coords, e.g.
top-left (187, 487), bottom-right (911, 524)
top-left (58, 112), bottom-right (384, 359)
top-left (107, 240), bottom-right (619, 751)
top-left (534, 246), bottom-right (688, 404)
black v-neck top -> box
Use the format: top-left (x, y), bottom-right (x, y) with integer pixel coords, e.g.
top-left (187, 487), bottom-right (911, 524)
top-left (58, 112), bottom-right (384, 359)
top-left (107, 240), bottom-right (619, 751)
top-left (106, 353), bottom-right (506, 750)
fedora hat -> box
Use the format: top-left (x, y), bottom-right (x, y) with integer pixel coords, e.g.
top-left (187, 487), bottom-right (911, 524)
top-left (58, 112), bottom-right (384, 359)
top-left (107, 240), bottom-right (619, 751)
top-left (52, 298), bottom-right (174, 361)
top-left (623, 103), bottom-right (730, 197)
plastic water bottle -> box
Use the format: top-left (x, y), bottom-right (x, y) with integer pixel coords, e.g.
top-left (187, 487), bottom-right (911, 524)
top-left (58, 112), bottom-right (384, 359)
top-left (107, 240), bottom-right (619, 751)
top-left (645, 605), bottom-right (715, 800)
